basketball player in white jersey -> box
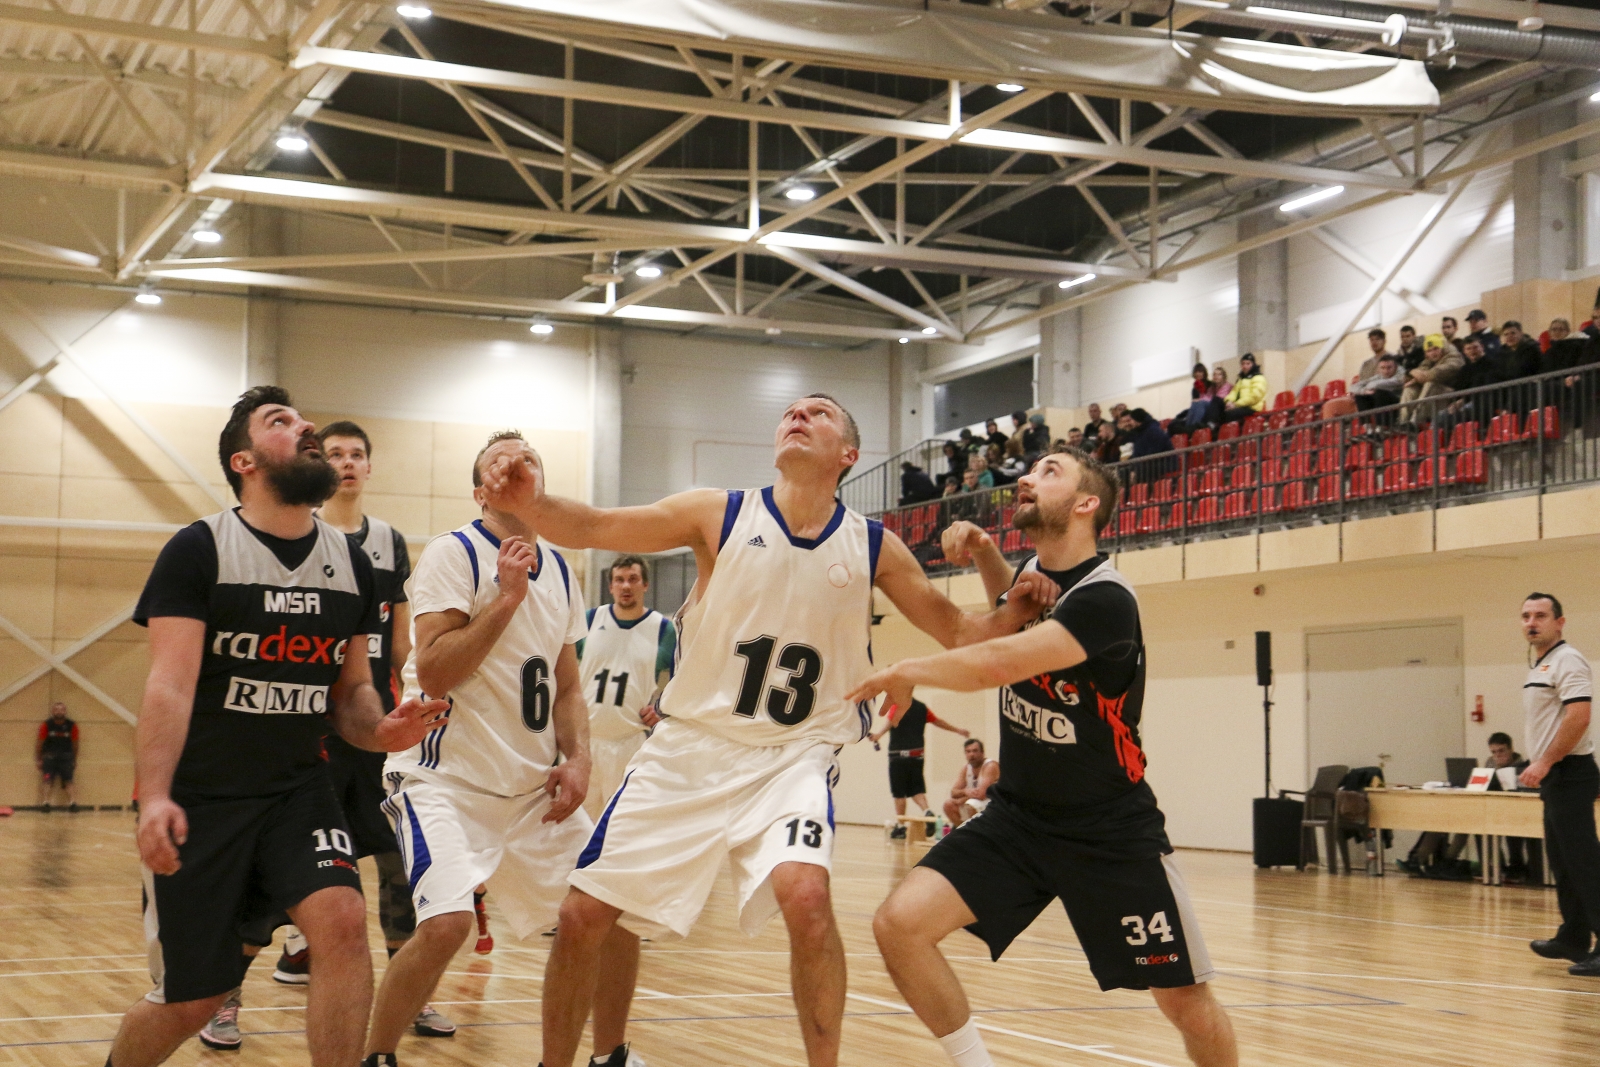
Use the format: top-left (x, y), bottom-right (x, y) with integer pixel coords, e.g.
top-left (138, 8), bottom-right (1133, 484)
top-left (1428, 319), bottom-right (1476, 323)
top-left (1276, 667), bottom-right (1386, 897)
top-left (480, 394), bottom-right (1060, 1067)
top-left (943, 737), bottom-right (997, 828)
top-left (363, 432), bottom-right (642, 1067)
top-left (579, 555), bottom-right (675, 820)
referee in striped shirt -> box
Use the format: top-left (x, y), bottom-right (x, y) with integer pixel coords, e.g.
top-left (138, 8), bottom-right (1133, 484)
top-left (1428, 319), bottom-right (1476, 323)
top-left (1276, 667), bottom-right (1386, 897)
top-left (1520, 593), bottom-right (1600, 977)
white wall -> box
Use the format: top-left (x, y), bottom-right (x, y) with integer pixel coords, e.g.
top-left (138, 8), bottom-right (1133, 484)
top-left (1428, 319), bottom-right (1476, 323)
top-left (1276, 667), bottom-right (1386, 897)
top-left (617, 330), bottom-right (891, 504)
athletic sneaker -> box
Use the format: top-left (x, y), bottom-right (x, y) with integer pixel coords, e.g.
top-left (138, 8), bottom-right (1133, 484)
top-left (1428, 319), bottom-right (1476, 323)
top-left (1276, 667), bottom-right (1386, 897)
top-left (273, 945), bottom-right (311, 984)
top-left (413, 1004), bottom-right (457, 1037)
top-left (473, 893), bottom-right (494, 954)
top-left (362, 1054), bottom-right (397, 1067)
top-left (198, 988), bottom-right (242, 1050)
top-left (590, 1042), bottom-right (647, 1066)
top-left (889, 825), bottom-right (907, 839)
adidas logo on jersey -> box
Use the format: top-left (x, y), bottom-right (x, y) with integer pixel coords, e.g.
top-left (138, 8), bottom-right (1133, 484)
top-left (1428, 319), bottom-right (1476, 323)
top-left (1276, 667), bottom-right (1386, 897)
top-left (747, 535), bottom-right (766, 547)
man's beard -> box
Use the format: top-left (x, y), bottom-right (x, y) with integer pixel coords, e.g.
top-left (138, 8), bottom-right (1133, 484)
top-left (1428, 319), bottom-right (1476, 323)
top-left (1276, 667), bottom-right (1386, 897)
top-left (1013, 501), bottom-right (1067, 535)
top-left (257, 447), bottom-right (339, 506)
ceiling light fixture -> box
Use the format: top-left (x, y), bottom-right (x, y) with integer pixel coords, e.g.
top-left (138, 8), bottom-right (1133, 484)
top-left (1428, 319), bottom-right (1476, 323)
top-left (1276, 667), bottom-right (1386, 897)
top-left (898, 337), bottom-right (910, 344)
top-left (396, 4), bottom-right (432, 18)
top-left (1058, 273), bottom-right (1096, 290)
top-left (635, 265), bottom-right (662, 279)
top-left (995, 83), bottom-right (1024, 93)
top-left (765, 326), bottom-right (782, 336)
top-left (921, 326), bottom-right (938, 335)
top-left (192, 229), bottom-right (222, 244)
top-left (784, 186), bottom-right (816, 201)
top-left (529, 322), bottom-right (554, 336)
top-left (276, 132), bottom-right (308, 152)
top-left (1279, 185), bottom-right (1345, 212)
top-left (134, 284), bottom-right (161, 306)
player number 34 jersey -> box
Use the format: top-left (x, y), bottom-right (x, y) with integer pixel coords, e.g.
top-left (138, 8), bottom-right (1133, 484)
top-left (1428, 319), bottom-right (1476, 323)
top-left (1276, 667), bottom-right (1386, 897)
top-left (660, 487), bottom-right (883, 747)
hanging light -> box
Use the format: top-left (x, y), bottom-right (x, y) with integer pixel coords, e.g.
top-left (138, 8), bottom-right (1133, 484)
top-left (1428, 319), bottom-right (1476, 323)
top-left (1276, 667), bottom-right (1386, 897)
top-left (921, 326), bottom-right (938, 335)
top-left (134, 284), bottom-right (161, 306)
top-left (396, 4), bottom-right (432, 18)
top-left (192, 229), bottom-right (222, 244)
top-left (529, 321), bottom-right (554, 336)
top-left (276, 132), bottom-right (308, 152)
top-left (995, 83), bottom-right (1025, 93)
top-left (784, 186), bottom-right (816, 201)
top-left (1279, 185), bottom-right (1344, 212)
top-left (635, 265), bottom-right (662, 279)
top-left (1058, 273), bottom-right (1096, 290)
top-left (898, 336), bottom-right (910, 344)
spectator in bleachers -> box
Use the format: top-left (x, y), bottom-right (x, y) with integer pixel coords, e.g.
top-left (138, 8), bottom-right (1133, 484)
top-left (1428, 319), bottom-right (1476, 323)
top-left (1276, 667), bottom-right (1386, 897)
top-left (899, 462), bottom-right (940, 506)
top-left (941, 479), bottom-right (961, 499)
top-left (984, 419), bottom-right (1009, 450)
top-left (1400, 334), bottom-right (1463, 424)
top-left (1007, 408), bottom-right (1031, 454)
top-left (967, 452), bottom-right (995, 488)
top-left (1352, 329), bottom-right (1391, 386)
top-left (983, 444), bottom-right (1013, 486)
top-left (1465, 309), bottom-right (1501, 356)
top-left (1350, 354), bottom-right (1404, 412)
top-left (1542, 319), bottom-right (1596, 433)
top-left (940, 440), bottom-right (966, 488)
top-left (1022, 413), bottom-right (1051, 456)
top-left (1220, 353), bottom-right (1267, 425)
top-left (1211, 364), bottom-right (1232, 400)
top-left (1491, 320), bottom-right (1542, 382)
top-left (996, 439), bottom-right (1028, 482)
top-left (957, 427), bottom-right (981, 457)
top-left (1065, 427), bottom-right (1085, 449)
top-left (1397, 325), bottom-right (1424, 372)
top-left (1082, 403), bottom-right (1107, 440)
top-left (1542, 318), bottom-right (1588, 371)
top-left (1441, 340), bottom-right (1494, 433)
top-left (1441, 315), bottom-right (1460, 351)
top-left (1171, 363), bottom-right (1223, 435)
top-left (1582, 292), bottom-right (1600, 343)
top-left (1117, 408), bottom-right (1173, 459)
top-left (1091, 420), bottom-right (1121, 463)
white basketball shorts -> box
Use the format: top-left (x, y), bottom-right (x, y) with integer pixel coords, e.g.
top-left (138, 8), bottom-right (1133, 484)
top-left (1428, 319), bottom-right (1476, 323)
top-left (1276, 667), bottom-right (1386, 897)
top-left (569, 719), bottom-right (839, 939)
top-left (586, 732), bottom-right (647, 821)
top-left (383, 772), bottom-right (595, 941)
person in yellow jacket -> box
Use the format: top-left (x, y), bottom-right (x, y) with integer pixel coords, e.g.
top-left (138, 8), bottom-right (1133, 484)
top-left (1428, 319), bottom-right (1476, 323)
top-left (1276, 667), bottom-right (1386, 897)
top-left (1221, 353), bottom-right (1269, 425)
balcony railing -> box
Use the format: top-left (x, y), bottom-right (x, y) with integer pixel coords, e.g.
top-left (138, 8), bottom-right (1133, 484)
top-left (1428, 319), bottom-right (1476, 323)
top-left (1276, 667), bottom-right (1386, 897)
top-left (878, 362), bottom-right (1600, 575)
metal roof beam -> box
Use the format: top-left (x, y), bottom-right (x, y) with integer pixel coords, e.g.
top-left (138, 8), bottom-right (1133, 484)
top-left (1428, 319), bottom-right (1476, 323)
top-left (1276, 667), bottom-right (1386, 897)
top-left (0, 2), bottom-right (285, 60)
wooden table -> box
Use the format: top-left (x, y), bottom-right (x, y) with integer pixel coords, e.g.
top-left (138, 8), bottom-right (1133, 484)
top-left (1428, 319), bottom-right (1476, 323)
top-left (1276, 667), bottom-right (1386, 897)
top-left (1365, 787), bottom-right (1600, 884)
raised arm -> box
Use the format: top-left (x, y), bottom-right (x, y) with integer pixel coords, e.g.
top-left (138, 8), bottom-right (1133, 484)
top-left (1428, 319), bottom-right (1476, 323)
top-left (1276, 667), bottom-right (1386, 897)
top-left (941, 521), bottom-right (1015, 606)
top-left (413, 537), bottom-right (536, 697)
top-left (135, 616), bottom-right (206, 875)
top-left (929, 714), bottom-right (970, 739)
top-left (541, 642), bottom-right (591, 824)
top-left (847, 620), bottom-right (1087, 714)
top-left (873, 531), bottom-right (1057, 650)
top-left (480, 446), bottom-right (725, 556)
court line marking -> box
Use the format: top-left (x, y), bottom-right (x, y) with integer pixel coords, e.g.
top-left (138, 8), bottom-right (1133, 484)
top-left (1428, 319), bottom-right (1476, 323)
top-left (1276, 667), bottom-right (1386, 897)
top-left (1218, 967), bottom-right (1600, 998)
top-left (847, 992), bottom-right (1183, 1067)
top-left (0, 954), bottom-right (144, 964)
top-left (0, 967), bottom-right (146, 979)
top-left (1188, 895), bottom-right (1541, 943)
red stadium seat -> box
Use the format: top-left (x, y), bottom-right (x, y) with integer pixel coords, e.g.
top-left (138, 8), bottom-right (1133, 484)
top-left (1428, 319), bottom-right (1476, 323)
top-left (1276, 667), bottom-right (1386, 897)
top-left (1282, 481), bottom-right (1308, 511)
top-left (1297, 384), bottom-right (1322, 407)
top-left (1523, 405), bottom-right (1560, 440)
top-left (1169, 433), bottom-right (1188, 450)
top-left (1218, 422), bottom-right (1240, 441)
top-left (1348, 467), bottom-right (1378, 498)
top-left (1243, 414), bottom-right (1267, 435)
top-left (1316, 473), bottom-right (1341, 502)
top-left (1323, 379), bottom-right (1347, 399)
top-left (1267, 410), bottom-right (1291, 431)
top-left (1289, 428), bottom-right (1313, 453)
top-left (1454, 448), bottom-right (1487, 484)
top-left (1271, 390), bottom-right (1297, 411)
top-left (1345, 441), bottom-right (1374, 470)
top-left (1128, 482), bottom-right (1150, 505)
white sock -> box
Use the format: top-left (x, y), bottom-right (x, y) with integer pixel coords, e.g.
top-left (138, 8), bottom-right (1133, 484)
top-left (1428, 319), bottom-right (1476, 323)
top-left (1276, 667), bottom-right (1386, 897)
top-left (937, 1019), bottom-right (993, 1067)
top-left (284, 927), bottom-right (307, 955)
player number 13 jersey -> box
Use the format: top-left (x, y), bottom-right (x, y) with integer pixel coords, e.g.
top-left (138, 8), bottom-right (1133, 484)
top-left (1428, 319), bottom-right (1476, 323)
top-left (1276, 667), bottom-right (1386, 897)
top-left (660, 488), bottom-right (883, 747)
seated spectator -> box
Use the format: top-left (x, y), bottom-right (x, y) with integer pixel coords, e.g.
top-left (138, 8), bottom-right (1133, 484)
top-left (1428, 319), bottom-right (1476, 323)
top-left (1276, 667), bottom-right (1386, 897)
top-left (1396, 325), bottom-right (1423, 372)
top-left (1090, 420), bottom-right (1121, 463)
top-left (1082, 402), bottom-right (1106, 441)
top-left (899, 462), bottom-right (940, 505)
top-left (1117, 407), bottom-right (1173, 459)
top-left (1443, 339), bottom-right (1495, 429)
top-left (1007, 408), bottom-right (1031, 455)
top-left (1065, 427), bottom-right (1085, 450)
top-left (941, 479), bottom-right (960, 498)
top-left (956, 427), bottom-right (980, 457)
top-left (1464, 308), bottom-right (1501, 356)
top-left (996, 439), bottom-right (1028, 482)
top-left (1352, 329), bottom-right (1391, 386)
top-left (1542, 317), bottom-right (1591, 376)
top-left (1017, 413), bottom-right (1048, 457)
top-left (1490, 320), bottom-right (1541, 382)
top-left (950, 469), bottom-right (992, 524)
top-left (1440, 315), bottom-right (1461, 351)
top-left (1171, 363), bottom-right (1221, 434)
top-left (1400, 334), bottom-right (1463, 424)
top-left (36, 701), bottom-right (79, 812)
top-left (984, 418), bottom-right (1008, 450)
top-left (967, 452), bottom-right (995, 488)
top-left (940, 440), bottom-right (966, 487)
top-left (1582, 290), bottom-right (1600, 343)
top-left (1109, 402), bottom-right (1128, 422)
top-left (983, 444), bottom-right (1015, 485)
top-left (1220, 353), bottom-right (1267, 424)
top-left (943, 738), bottom-right (999, 828)
top-left (1211, 365), bottom-right (1232, 402)
top-left (1351, 354), bottom-right (1404, 411)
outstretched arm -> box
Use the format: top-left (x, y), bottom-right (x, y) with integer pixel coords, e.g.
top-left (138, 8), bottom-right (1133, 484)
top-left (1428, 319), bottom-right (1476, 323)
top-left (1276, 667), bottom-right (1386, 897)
top-left (479, 445), bottom-right (725, 555)
top-left (846, 620), bottom-right (1086, 713)
top-left (873, 531), bottom-right (1057, 650)
top-left (941, 521), bottom-right (1015, 607)
top-left (928, 714), bottom-right (970, 739)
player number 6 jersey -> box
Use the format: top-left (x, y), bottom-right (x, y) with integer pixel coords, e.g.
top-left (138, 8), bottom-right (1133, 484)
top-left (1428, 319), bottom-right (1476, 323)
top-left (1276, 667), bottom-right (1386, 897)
top-left (659, 488), bottom-right (883, 747)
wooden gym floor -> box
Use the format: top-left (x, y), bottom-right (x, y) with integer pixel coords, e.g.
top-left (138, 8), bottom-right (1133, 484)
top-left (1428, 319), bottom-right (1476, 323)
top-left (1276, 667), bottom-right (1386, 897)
top-left (2, 811), bottom-right (1596, 1067)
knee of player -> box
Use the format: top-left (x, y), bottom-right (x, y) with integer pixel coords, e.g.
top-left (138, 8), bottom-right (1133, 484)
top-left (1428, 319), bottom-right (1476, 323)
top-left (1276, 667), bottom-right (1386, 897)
top-left (871, 893), bottom-right (918, 949)
top-left (774, 870), bottom-right (833, 927)
top-left (1151, 983), bottom-right (1214, 1025)
top-left (416, 909), bottom-right (475, 948)
top-left (557, 889), bottom-right (618, 938)
top-left (166, 992), bottom-right (234, 1030)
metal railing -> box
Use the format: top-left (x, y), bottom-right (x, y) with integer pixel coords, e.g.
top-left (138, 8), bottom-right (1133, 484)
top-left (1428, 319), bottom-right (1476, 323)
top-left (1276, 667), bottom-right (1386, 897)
top-left (839, 436), bottom-right (964, 516)
top-left (876, 363), bottom-right (1600, 575)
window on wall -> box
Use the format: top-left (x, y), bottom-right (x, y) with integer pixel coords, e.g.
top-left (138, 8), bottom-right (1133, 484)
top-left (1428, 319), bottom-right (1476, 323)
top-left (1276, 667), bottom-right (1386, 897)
top-left (933, 357), bottom-right (1036, 434)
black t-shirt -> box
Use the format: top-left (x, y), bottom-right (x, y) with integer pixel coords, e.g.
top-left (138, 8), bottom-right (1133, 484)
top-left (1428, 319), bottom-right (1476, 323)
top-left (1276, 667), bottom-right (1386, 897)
top-left (888, 699), bottom-right (937, 754)
top-left (40, 717), bottom-right (76, 756)
top-left (135, 510), bottom-right (381, 803)
top-left (992, 554), bottom-right (1168, 853)
top-left (351, 516), bottom-right (411, 710)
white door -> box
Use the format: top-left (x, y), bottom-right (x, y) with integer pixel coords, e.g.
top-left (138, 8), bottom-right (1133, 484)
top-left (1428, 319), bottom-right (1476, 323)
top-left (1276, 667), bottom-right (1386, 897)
top-left (1305, 622), bottom-right (1464, 789)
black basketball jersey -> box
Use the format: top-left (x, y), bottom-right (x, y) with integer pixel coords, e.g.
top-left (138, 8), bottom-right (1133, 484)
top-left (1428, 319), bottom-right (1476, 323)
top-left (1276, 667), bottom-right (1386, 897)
top-left (350, 515), bottom-right (410, 711)
top-left (135, 508), bottom-right (379, 802)
top-left (993, 554), bottom-right (1168, 851)
top-left (40, 717), bottom-right (76, 756)
top-left (888, 700), bottom-right (933, 753)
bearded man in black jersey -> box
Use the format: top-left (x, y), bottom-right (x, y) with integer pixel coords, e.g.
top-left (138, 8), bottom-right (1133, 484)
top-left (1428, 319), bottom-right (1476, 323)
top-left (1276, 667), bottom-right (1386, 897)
top-left (112, 387), bottom-right (448, 1067)
top-left (851, 448), bottom-right (1238, 1067)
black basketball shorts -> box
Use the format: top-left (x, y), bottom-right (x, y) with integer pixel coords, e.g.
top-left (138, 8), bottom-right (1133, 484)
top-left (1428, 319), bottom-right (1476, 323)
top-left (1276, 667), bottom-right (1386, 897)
top-left (325, 740), bottom-right (397, 858)
top-left (888, 756), bottom-right (927, 799)
top-left (40, 754), bottom-right (75, 783)
top-left (142, 776), bottom-right (362, 1003)
top-left (918, 797), bottom-right (1214, 992)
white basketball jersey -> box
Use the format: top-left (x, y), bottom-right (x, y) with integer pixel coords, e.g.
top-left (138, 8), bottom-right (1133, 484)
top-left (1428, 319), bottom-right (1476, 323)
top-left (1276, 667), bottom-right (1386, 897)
top-left (388, 520), bottom-right (586, 797)
top-left (660, 487), bottom-right (882, 747)
top-left (581, 605), bottom-right (671, 741)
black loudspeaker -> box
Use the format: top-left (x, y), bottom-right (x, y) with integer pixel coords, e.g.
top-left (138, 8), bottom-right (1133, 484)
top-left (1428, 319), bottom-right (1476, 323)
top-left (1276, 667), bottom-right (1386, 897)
top-left (1254, 630), bottom-right (1273, 688)
top-left (1253, 797), bottom-right (1303, 869)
